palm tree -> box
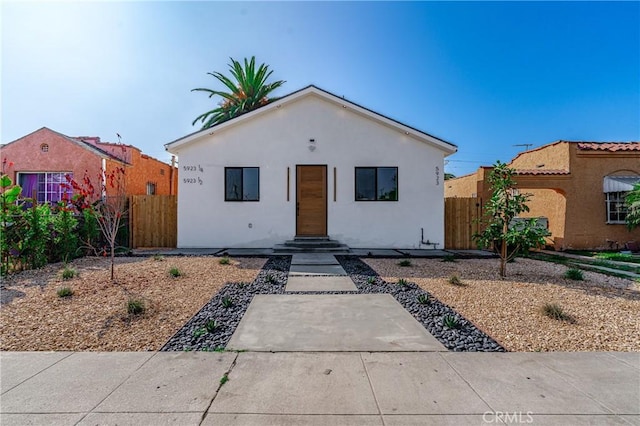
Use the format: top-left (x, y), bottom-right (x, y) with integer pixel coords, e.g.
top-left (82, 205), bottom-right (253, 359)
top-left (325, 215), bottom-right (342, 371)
top-left (191, 56), bottom-right (285, 129)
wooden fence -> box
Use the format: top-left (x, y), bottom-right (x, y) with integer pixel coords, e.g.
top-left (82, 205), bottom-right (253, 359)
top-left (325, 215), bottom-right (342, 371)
top-left (445, 197), bottom-right (482, 249)
top-left (129, 195), bottom-right (177, 248)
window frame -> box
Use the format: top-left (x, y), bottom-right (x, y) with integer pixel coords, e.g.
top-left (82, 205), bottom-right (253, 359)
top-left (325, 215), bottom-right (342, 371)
top-left (605, 191), bottom-right (628, 224)
top-left (354, 166), bottom-right (398, 202)
top-left (224, 167), bottom-right (260, 202)
top-left (146, 182), bottom-right (157, 195)
top-left (17, 171), bottom-right (73, 204)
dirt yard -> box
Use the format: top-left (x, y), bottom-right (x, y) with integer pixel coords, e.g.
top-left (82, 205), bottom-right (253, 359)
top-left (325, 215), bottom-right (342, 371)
top-left (0, 256), bottom-right (265, 351)
top-left (365, 257), bottom-right (640, 352)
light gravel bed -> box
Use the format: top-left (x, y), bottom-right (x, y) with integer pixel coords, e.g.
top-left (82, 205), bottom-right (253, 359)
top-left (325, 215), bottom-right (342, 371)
top-left (364, 257), bottom-right (640, 352)
top-left (0, 256), bottom-right (265, 351)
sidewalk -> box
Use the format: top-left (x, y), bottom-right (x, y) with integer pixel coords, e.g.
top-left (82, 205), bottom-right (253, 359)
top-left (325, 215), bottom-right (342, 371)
top-left (2, 254), bottom-right (639, 425)
top-left (1, 351), bottom-right (638, 425)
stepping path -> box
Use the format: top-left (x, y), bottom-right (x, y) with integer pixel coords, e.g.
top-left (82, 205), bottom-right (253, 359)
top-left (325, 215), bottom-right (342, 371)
top-left (227, 253), bottom-right (446, 352)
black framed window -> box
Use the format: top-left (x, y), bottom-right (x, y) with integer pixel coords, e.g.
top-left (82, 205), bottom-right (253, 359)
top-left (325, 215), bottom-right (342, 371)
top-left (225, 167), bottom-right (259, 201)
top-left (355, 167), bottom-right (398, 201)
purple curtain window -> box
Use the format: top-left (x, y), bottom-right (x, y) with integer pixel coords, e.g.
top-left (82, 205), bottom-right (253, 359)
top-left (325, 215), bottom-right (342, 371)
top-left (19, 174), bottom-right (38, 200)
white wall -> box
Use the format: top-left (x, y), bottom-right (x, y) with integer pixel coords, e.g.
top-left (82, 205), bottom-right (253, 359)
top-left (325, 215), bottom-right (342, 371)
top-left (173, 94), bottom-right (447, 248)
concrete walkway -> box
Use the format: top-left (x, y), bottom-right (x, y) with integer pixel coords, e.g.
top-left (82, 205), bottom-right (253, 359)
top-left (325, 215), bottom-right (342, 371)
top-left (1, 351), bottom-right (638, 425)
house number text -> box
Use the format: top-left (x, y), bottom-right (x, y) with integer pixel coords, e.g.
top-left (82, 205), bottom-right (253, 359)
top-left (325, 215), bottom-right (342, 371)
top-left (435, 166), bottom-right (440, 186)
top-left (182, 164), bottom-right (204, 185)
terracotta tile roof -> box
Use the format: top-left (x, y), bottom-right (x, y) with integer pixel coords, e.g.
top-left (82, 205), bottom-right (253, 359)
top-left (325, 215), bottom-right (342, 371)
top-left (515, 169), bottom-right (570, 176)
top-left (575, 142), bottom-right (640, 151)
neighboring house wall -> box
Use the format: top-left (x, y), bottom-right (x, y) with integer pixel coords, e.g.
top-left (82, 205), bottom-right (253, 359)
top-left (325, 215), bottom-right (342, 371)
top-left (170, 92), bottom-right (452, 248)
top-left (1, 128), bottom-right (177, 201)
top-left (1, 127), bottom-right (107, 201)
top-left (445, 172), bottom-right (478, 198)
top-left (95, 143), bottom-right (175, 195)
top-left (445, 141), bottom-right (640, 250)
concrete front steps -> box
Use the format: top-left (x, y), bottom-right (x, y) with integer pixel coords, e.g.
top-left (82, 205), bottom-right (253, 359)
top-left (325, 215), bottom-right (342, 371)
top-left (273, 237), bottom-right (350, 254)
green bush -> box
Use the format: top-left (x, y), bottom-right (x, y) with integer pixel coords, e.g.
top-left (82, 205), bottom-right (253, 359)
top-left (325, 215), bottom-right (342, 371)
top-left (417, 294), bottom-right (430, 305)
top-left (398, 259), bottom-right (412, 267)
top-left (205, 319), bottom-right (220, 333)
top-left (564, 268), bottom-right (584, 281)
top-left (127, 298), bottom-right (146, 315)
top-left (541, 303), bottom-right (573, 322)
top-left (219, 256), bottom-right (231, 265)
top-left (169, 267), bottom-right (182, 277)
top-left (443, 314), bottom-right (461, 329)
top-left (448, 275), bottom-right (464, 286)
top-left (222, 297), bottom-right (234, 308)
top-left (61, 266), bottom-right (76, 280)
top-left (57, 286), bottom-right (74, 298)
top-left (52, 203), bottom-right (79, 263)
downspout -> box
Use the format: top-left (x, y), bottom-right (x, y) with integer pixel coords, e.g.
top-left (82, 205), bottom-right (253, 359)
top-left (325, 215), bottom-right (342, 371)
top-left (170, 155), bottom-right (176, 196)
top-left (101, 158), bottom-right (107, 199)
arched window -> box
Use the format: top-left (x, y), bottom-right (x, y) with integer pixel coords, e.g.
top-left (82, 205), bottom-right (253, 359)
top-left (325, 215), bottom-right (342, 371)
top-left (40, 143), bottom-right (49, 153)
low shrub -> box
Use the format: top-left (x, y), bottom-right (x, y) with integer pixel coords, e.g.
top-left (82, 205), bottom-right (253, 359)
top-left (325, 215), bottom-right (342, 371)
top-left (441, 254), bottom-right (457, 263)
top-left (61, 266), bottom-right (76, 280)
top-left (448, 275), bottom-right (464, 286)
top-left (222, 296), bottom-right (234, 308)
top-left (169, 267), bottom-right (182, 278)
top-left (367, 276), bottom-right (377, 284)
top-left (397, 278), bottom-right (409, 287)
top-left (443, 314), bottom-right (461, 329)
top-left (541, 303), bottom-right (573, 322)
top-left (564, 268), bottom-right (584, 281)
top-left (398, 259), bottom-right (412, 267)
top-left (127, 298), bottom-right (146, 315)
top-left (417, 294), bottom-right (430, 305)
top-left (153, 254), bottom-right (165, 261)
top-left (205, 319), bottom-right (220, 333)
top-left (219, 256), bottom-right (231, 265)
top-left (57, 286), bottom-right (73, 298)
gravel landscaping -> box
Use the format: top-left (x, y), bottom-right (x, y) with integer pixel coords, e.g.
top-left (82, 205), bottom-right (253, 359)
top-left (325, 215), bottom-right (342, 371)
top-left (364, 257), bottom-right (640, 352)
top-left (0, 256), bottom-right (266, 351)
top-left (161, 256), bottom-right (290, 351)
top-left (2, 253), bottom-right (638, 352)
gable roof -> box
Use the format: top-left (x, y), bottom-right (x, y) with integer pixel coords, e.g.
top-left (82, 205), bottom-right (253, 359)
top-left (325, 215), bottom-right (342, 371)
top-left (165, 85), bottom-right (457, 154)
top-left (2, 127), bottom-right (128, 164)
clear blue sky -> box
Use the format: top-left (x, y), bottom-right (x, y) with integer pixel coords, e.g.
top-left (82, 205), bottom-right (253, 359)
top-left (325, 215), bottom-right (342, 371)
top-left (2, 1), bottom-right (638, 176)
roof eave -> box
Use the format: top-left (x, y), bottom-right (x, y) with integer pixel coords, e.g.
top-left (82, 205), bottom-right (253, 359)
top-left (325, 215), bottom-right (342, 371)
top-left (165, 85), bottom-right (457, 155)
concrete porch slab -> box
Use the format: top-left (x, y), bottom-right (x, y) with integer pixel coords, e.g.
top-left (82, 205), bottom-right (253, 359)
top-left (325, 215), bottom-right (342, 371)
top-left (291, 253), bottom-right (339, 265)
top-left (226, 294), bottom-right (445, 352)
top-left (1, 413), bottom-right (87, 426)
top-left (203, 414), bottom-right (383, 425)
top-left (285, 276), bottom-right (358, 292)
top-left (289, 264), bottom-right (347, 276)
top-left (77, 412), bottom-right (203, 425)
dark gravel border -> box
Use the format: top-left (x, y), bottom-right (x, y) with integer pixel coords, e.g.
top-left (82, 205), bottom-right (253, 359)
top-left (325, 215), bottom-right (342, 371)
top-left (161, 255), bottom-right (505, 352)
top-left (160, 256), bottom-right (290, 351)
top-left (335, 256), bottom-right (505, 352)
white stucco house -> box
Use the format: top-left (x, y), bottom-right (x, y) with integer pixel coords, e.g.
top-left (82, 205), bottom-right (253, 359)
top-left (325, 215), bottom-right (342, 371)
top-left (165, 85), bottom-right (457, 249)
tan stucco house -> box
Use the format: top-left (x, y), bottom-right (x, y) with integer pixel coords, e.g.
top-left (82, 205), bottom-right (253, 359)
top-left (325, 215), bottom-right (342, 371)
top-left (446, 141), bottom-right (640, 250)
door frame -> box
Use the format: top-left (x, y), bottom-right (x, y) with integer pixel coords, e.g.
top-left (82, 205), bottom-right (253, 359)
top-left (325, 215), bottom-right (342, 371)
top-left (295, 164), bottom-right (328, 237)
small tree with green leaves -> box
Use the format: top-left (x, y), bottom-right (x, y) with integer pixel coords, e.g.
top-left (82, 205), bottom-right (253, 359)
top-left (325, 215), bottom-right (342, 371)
top-left (625, 183), bottom-right (640, 230)
top-left (474, 161), bottom-right (551, 277)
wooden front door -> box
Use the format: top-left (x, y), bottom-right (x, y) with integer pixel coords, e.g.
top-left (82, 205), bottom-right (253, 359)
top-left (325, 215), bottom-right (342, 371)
top-left (296, 165), bottom-right (327, 236)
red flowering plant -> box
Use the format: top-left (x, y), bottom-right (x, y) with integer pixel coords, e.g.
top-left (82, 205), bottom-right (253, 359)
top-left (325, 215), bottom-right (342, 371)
top-left (62, 165), bottom-right (127, 281)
